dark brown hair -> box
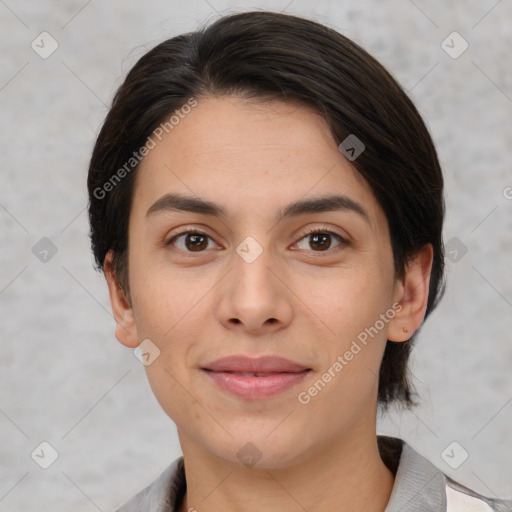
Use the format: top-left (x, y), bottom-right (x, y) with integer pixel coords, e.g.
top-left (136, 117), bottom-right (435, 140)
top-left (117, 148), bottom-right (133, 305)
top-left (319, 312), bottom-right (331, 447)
top-left (87, 10), bottom-right (445, 409)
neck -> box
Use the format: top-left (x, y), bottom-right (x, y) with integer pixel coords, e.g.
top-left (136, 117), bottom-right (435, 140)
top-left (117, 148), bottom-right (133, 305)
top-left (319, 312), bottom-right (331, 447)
top-left (177, 429), bottom-right (395, 512)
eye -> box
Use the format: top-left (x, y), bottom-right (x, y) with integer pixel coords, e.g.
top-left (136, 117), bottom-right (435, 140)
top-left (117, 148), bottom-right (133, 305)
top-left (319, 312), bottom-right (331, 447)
top-left (165, 227), bottom-right (349, 255)
top-left (293, 228), bottom-right (348, 252)
top-left (166, 230), bottom-right (219, 253)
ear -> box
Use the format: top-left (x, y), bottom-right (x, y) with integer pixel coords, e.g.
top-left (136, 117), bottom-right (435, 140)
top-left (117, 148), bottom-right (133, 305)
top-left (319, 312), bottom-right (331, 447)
top-left (104, 250), bottom-right (140, 348)
top-left (387, 243), bottom-right (433, 342)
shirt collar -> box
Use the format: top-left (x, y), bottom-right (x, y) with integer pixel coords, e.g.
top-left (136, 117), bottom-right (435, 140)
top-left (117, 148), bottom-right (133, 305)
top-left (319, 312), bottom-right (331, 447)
top-left (382, 437), bottom-right (447, 511)
top-left (117, 436), bottom-right (448, 512)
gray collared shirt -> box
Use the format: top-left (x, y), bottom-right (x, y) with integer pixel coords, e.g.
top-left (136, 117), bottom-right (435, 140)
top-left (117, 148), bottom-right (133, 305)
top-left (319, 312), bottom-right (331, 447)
top-left (115, 437), bottom-right (511, 511)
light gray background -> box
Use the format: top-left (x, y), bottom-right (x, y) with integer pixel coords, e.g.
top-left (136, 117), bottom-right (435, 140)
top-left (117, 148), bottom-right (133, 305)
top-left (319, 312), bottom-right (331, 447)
top-left (1, 1), bottom-right (511, 510)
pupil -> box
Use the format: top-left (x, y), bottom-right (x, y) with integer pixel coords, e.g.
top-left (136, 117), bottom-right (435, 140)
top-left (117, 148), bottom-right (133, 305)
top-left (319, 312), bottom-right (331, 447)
top-left (311, 233), bottom-right (330, 250)
top-left (187, 234), bottom-right (207, 251)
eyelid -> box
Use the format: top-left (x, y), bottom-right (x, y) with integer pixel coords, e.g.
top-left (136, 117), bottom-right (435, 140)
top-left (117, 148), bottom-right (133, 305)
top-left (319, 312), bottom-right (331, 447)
top-left (165, 224), bottom-right (350, 253)
top-left (164, 226), bottom-right (220, 252)
top-left (290, 226), bottom-right (349, 252)
top-left (297, 225), bottom-right (350, 242)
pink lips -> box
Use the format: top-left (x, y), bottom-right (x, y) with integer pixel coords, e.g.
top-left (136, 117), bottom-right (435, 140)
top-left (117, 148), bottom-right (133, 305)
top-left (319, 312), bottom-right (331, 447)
top-left (202, 355), bottom-right (311, 400)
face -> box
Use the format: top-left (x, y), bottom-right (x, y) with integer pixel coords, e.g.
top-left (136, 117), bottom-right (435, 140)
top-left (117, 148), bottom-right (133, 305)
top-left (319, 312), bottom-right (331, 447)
top-left (106, 95), bottom-right (428, 469)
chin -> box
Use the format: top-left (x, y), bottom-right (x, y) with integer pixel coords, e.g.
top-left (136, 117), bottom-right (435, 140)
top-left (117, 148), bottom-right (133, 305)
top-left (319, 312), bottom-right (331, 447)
top-left (212, 430), bottom-right (309, 471)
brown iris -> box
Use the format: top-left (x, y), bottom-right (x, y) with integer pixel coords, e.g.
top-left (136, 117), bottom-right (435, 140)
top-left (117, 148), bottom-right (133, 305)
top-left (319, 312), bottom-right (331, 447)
top-left (184, 233), bottom-right (209, 251)
top-left (309, 232), bottom-right (332, 251)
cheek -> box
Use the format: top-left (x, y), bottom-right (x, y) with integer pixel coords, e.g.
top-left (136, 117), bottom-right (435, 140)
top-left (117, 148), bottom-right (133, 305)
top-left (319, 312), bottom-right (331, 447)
top-left (130, 261), bottom-right (202, 338)
top-left (299, 276), bottom-right (392, 420)
top-left (297, 268), bottom-right (395, 403)
top-left (304, 268), bottom-right (392, 340)
top-left (130, 268), bottom-right (210, 379)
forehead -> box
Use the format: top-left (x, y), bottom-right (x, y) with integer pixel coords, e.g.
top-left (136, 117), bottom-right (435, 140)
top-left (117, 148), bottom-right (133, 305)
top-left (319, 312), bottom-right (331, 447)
top-left (132, 95), bottom-right (383, 232)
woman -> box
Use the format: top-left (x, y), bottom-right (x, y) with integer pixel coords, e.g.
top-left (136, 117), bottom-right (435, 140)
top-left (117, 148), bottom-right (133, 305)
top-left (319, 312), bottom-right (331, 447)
top-left (87, 10), bottom-right (511, 512)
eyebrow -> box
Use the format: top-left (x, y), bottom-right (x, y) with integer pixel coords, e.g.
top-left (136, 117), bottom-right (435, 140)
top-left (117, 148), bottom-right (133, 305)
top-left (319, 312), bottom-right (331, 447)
top-left (146, 193), bottom-right (370, 225)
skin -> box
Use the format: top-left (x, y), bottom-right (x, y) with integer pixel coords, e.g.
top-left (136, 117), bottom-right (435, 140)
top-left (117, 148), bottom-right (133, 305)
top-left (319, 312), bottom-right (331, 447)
top-left (104, 95), bottom-right (433, 512)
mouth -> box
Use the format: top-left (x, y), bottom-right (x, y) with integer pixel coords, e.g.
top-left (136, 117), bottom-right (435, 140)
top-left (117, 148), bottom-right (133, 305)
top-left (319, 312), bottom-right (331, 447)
top-left (202, 369), bottom-right (311, 399)
top-left (206, 371), bottom-right (305, 377)
top-left (202, 355), bottom-right (311, 374)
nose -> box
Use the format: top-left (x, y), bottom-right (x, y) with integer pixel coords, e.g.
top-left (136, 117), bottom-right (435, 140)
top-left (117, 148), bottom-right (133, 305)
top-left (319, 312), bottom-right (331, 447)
top-left (215, 240), bottom-right (293, 336)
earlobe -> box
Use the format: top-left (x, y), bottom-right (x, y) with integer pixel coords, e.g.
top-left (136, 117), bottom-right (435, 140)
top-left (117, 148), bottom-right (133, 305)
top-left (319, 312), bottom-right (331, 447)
top-left (103, 251), bottom-right (140, 348)
top-left (387, 243), bottom-right (434, 342)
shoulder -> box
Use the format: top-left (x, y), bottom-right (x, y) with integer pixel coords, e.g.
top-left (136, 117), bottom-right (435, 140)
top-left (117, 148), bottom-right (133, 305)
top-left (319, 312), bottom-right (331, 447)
top-left (379, 436), bottom-right (511, 512)
top-left (115, 456), bottom-right (185, 512)
top-left (445, 477), bottom-right (512, 512)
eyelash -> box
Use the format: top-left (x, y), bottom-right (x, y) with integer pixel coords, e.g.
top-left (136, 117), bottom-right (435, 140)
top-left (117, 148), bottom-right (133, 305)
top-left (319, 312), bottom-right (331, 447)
top-left (165, 227), bottom-right (349, 255)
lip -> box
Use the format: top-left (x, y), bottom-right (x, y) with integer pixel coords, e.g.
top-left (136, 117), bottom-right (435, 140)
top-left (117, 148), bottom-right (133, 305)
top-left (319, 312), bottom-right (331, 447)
top-left (201, 355), bottom-right (311, 400)
top-left (203, 355), bottom-right (310, 373)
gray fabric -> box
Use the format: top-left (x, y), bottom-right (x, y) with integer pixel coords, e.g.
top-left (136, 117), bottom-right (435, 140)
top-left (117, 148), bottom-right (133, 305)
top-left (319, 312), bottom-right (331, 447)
top-left (383, 441), bottom-right (446, 511)
top-left (115, 458), bottom-right (184, 512)
top-left (115, 437), bottom-right (511, 512)
top-left (445, 476), bottom-right (512, 512)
